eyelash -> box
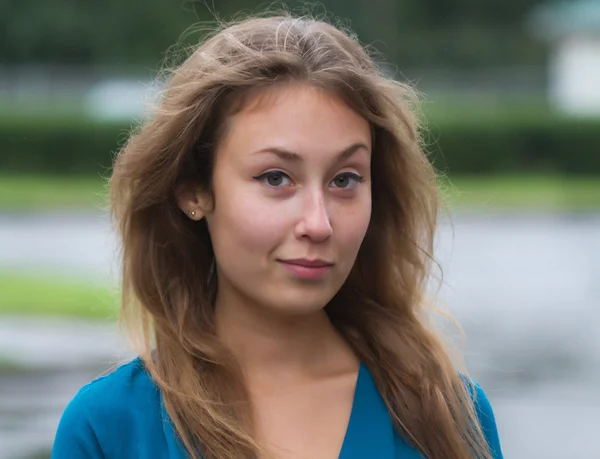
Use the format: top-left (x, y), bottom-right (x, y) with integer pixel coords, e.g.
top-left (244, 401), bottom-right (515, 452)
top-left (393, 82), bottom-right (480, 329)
top-left (252, 171), bottom-right (364, 189)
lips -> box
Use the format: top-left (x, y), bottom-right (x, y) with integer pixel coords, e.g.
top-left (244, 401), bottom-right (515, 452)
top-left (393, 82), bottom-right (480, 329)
top-left (279, 258), bottom-right (334, 267)
top-left (277, 258), bottom-right (334, 280)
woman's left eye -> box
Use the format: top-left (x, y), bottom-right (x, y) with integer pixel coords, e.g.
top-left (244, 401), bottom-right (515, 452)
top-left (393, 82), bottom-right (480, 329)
top-left (330, 172), bottom-right (363, 189)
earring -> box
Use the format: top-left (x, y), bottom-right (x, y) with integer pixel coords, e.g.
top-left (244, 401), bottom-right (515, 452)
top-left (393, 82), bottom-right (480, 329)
top-left (191, 211), bottom-right (196, 216)
top-left (184, 210), bottom-right (189, 215)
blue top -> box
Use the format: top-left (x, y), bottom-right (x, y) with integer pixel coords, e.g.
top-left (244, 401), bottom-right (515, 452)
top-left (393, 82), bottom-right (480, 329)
top-left (51, 357), bottom-right (503, 458)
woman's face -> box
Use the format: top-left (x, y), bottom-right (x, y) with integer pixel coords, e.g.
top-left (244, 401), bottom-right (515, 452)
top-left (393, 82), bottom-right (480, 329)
top-left (204, 84), bottom-right (372, 316)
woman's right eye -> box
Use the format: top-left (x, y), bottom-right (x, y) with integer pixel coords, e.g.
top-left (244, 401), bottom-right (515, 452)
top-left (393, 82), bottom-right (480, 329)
top-left (253, 171), bottom-right (292, 187)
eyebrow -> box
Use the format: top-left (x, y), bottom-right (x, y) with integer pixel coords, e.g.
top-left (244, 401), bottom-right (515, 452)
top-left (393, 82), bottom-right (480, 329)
top-left (254, 142), bottom-right (370, 162)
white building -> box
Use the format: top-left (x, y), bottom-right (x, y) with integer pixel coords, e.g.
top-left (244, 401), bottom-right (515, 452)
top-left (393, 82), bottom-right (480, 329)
top-left (529, 0), bottom-right (600, 116)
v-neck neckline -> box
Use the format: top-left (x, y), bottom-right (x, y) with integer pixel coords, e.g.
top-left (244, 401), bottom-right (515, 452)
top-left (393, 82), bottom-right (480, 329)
top-left (158, 360), bottom-right (398, 459)
top-left (337, 361), bottom-right (366, 457)
top-left (337, 362), bottom-right (396, 459)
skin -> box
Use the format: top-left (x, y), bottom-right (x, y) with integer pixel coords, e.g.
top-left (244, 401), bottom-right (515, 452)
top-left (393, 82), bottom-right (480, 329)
top-left (176, 83), bottom-right (372, 458)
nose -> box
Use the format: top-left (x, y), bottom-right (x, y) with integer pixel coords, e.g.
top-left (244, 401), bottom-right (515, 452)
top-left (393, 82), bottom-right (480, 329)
top-left (294, 191), bottom-right (333, 242)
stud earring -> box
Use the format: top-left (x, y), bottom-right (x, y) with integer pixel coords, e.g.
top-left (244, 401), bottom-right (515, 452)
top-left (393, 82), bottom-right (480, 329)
top-left (184, 210), bottom-right (189, 215)
top-left (191, 211), bottom-right (196, 216)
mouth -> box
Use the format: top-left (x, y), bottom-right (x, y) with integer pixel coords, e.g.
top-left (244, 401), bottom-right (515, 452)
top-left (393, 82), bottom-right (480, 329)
top-left (277, 258), bottom-right (334, 280)
top-left (278, 258), bottom-right (334, 267)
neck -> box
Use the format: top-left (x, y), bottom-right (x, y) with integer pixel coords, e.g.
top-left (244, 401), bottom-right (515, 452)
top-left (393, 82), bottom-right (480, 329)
top-left (214, 293), bottom-right (356, 385)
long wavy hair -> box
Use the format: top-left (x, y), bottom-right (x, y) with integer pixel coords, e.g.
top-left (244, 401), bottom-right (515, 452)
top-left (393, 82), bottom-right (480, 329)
top-left (109, 12), bottom-right (491, 459)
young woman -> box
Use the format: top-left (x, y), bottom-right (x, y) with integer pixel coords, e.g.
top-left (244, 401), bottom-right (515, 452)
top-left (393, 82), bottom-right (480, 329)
top-left (52, 14), bottom-right (503, 459)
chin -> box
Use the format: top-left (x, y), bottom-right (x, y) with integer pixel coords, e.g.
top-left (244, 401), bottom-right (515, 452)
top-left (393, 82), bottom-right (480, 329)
top-left (264, 288), bottom-right (336, 317)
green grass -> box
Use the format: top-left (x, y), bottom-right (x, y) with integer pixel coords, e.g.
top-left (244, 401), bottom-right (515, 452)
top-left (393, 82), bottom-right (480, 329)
top-left (0, 356), bottom-right (26, 373)
top-left (0, 174), bottom-right (108, 211)
top-left (2, 173), bottom-right (600, 212)
top-left (445, 175), bottom-right (600, 211)
top-left (443, 174), bottom-right (600, 211)
top-left (0, 271), bottom-right (119, 320)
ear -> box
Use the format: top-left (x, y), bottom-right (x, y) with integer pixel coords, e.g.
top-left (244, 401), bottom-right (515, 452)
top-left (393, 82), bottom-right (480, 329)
top-left (174, 181), bottom-right (212, 221)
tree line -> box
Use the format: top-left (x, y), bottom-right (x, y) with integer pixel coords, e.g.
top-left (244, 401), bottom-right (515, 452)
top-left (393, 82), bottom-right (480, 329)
top-left (0, 0), bottom-right (548, 69)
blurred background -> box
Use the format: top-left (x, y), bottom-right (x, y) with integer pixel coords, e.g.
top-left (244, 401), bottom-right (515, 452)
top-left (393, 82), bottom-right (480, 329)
top-left (1, 0), bottom-right (599, 457)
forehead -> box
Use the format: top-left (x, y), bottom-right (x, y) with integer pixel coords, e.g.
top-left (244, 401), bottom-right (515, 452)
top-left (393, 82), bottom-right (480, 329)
top-left (215, 84), bottom-right (371, 159)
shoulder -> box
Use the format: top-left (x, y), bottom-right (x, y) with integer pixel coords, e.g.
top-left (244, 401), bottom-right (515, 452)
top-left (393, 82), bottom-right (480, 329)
top-left (465, 378), bottom-right (504, 459)
top-left (52, 357), bottom-right (164, 458)
top-left (66, 356), bottom-right (160, 418)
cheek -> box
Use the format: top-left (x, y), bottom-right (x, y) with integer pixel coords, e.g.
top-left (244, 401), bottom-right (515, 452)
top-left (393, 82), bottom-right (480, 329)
top-left (208, 188), bottom-right (290, 259)
top-left (335, 196), bottom-right (372, 247)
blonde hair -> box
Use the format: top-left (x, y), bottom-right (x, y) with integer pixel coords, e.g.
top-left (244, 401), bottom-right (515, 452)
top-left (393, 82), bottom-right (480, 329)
top-left (109, 12), bottom-right (491, 459)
